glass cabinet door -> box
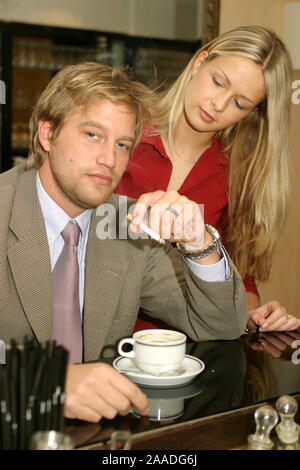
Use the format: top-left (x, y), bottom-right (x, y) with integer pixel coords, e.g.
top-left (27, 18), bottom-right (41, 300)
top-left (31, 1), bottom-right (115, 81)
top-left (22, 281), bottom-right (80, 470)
top-left (3, 22), bottom-right (122, 171)
top-left (11, 37), bottom-right (53, 166)
top-left (10, 33), bottom-right (114, 168)
top-left (0, 21), bottom-right (196, 173)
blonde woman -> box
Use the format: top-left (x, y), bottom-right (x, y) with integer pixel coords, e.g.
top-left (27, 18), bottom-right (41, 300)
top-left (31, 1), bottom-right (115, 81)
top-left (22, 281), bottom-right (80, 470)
top-left (116, 25), bottom-right (300, 333)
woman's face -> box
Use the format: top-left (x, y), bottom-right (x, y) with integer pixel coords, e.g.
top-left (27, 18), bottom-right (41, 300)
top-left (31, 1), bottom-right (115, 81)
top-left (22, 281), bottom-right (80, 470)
top-left (183, 52), bottom-right (266, 134)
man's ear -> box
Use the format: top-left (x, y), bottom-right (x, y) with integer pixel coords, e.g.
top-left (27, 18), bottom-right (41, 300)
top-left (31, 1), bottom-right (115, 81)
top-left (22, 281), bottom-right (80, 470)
top-left (38, 120), bottom-right (54, 152)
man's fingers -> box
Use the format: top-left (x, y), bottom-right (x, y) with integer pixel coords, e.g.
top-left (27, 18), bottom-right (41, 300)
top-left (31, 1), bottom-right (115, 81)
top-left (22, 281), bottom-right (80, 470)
top-left (64, 363), bottom-right (149, 423)
top-left (130, 190), bottom-right (204, 246)
top-left (111, 371), bottom-right (149, 416)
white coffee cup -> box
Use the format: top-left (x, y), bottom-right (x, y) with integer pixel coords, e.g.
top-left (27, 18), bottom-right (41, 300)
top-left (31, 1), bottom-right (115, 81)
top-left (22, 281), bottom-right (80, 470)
top-left (117, 329), bottom-right (186, 375)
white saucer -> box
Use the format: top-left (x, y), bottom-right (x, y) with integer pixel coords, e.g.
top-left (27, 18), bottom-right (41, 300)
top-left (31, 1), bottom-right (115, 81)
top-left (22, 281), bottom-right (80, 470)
top-left (113, 354), bottom-right (205, 388)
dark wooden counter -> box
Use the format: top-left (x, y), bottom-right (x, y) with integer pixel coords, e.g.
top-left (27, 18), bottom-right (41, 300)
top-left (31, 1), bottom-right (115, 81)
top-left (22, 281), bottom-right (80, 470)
top-left (64, 331), bottom-right (300, 450)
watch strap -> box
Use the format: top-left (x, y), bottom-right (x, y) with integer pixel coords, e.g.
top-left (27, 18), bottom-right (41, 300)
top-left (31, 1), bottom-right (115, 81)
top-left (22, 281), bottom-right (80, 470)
top-left (177, 224), bottom-right (223, 260)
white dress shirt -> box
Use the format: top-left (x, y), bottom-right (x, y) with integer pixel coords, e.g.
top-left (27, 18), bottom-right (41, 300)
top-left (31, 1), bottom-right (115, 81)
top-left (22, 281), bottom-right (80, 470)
top-left (36, 172), bottom-right (92, 318)
top-left (186, 250), bottom-right (228, 282)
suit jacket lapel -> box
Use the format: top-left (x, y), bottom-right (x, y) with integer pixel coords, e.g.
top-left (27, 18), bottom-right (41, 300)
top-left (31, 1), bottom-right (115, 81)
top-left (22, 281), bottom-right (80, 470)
top-left (7, 169), bottom-right (53, 344)
top-left (83, 195), bottom-right (130, 362)
top-left (7, 173), bottom-right (130, 357)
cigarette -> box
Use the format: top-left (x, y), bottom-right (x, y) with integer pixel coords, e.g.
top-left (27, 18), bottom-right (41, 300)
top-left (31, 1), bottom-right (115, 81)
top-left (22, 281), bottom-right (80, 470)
top-left (127, 214), bottom-right (166, 244)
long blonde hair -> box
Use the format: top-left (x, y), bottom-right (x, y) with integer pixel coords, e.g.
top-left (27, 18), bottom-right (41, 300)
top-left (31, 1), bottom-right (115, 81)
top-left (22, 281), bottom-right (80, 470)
top-left (155, 25), bottom-right (292, 281)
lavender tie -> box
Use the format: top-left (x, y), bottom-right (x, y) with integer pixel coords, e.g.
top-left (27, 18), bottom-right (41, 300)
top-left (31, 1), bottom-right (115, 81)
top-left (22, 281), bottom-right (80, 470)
top-left (52, 221), bottom-right (82, 363)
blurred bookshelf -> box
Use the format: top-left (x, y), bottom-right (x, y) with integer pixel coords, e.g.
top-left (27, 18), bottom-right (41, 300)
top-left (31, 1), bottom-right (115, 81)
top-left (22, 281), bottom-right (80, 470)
top-left (0, 21), bottom-right (198, 172)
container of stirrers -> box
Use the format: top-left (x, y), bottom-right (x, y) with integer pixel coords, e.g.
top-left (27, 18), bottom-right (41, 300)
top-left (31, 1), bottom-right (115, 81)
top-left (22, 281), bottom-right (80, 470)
top-left (0, 338), bottom-right (69, 450)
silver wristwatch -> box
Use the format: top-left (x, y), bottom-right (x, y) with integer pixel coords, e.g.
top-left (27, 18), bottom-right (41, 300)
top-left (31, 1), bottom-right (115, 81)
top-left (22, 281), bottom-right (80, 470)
top-left (177, 224), bottom-right (223, 260)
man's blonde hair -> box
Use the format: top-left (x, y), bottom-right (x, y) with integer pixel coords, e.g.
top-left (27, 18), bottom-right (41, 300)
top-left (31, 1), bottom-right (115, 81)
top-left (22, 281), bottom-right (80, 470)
top-left (27, 62), bottom-right (154, 169)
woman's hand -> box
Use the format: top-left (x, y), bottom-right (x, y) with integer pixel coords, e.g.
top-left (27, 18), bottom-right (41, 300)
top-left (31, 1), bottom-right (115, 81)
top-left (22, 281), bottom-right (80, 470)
top-left (248, 300), bottom-right (300, 332)
top-left (243, 330), bottom-right (300, 358)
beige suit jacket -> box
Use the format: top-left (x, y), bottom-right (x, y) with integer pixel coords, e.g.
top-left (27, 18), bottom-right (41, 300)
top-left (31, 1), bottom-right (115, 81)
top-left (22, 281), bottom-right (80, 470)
top-left (0, 165), bottom-right (248, 361)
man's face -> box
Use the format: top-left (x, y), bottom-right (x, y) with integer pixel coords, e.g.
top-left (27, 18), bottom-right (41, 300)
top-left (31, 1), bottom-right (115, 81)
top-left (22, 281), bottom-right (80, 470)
top-left (38, 98), bottom-right (136, 217)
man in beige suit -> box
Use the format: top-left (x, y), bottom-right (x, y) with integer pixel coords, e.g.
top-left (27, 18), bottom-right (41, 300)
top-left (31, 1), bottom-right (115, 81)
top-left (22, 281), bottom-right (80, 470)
top-left (0, 62), bottom-right (247, 422)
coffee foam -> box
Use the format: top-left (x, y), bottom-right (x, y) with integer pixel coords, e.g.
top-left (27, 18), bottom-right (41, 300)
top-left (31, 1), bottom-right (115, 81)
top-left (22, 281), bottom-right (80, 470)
top-left (137, 332), bottom-right (182, 343)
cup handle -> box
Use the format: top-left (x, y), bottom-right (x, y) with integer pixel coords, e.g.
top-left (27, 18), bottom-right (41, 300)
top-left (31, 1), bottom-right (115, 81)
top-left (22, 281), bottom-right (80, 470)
top-left (118, 338), bottom-right (135, 357)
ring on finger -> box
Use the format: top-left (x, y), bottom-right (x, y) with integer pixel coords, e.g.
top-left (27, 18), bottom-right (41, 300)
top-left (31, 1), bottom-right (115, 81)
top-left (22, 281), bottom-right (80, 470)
top-left (164, 206), bottom-right (180, 218)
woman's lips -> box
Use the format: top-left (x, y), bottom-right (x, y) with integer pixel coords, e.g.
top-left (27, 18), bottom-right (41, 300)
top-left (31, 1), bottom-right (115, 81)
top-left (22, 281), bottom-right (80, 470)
top-left (199, 108), bottom-right (215, 123)
top-left (88, 173), bottom-right (112, 186)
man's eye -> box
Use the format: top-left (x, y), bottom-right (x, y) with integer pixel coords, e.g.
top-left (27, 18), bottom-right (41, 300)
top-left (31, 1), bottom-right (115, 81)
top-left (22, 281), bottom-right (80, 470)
top-left (87, 132), bottom-right (98, 139)
top-left (117, 142), bottom-right (131, 152)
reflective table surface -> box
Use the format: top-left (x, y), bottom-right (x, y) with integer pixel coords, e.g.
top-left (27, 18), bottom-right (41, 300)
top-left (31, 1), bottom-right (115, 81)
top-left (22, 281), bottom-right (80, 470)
top-left (64, 330), bottom-right (300, 450)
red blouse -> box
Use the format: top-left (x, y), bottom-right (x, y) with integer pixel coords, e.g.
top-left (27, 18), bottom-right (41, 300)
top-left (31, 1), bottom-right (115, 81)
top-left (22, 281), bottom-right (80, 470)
top-left (115, 133), bottom-right (258, 331)
top-left (116, 134), bottom-right (229, 229)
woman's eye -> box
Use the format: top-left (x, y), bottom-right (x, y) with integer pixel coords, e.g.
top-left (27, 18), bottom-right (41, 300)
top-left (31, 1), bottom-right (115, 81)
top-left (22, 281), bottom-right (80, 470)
top-left (235, 100), bottom-right (244, 110)
top-left (213, 76), bottom-right (222, 87)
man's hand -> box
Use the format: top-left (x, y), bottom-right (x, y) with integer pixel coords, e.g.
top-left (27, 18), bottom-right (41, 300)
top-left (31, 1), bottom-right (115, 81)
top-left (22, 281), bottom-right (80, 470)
top-left (64, 363), bottom-right (150, 423)
top-left (130, 190), bottom-right (220, 264)
top-left (248, 300), bottom-right (300, 332)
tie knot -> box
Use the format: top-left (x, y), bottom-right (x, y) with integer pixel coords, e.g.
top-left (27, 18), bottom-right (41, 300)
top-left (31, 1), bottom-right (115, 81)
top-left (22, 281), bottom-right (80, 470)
top-left (61, 221), bottom-right (81, 246)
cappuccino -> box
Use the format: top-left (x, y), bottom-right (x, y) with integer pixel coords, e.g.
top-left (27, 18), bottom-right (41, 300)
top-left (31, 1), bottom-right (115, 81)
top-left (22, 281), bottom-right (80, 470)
top-left (118, 329), bottom-right (187, 375)
top-left (137, 332), bottom-right (182, 344)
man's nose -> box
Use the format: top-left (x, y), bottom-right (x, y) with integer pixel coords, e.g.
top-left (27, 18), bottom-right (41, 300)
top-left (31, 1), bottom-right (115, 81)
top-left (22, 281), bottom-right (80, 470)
top-left (96, 142), bottom-right (116, 168)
